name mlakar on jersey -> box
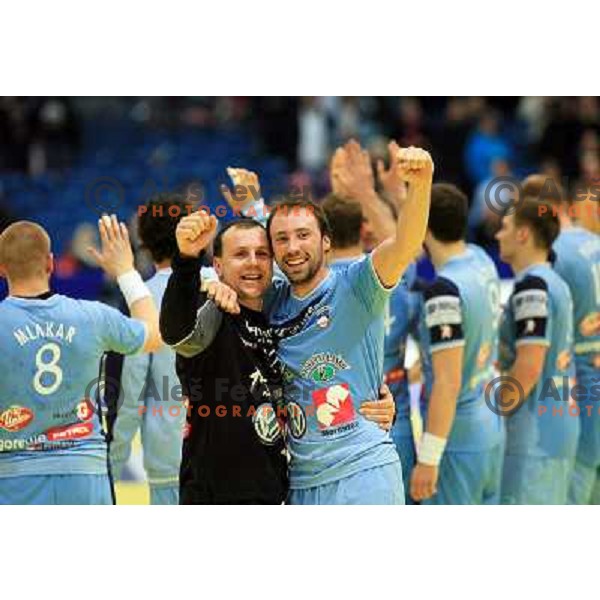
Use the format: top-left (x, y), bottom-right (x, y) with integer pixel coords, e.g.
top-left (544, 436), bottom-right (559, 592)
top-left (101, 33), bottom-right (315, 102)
top-left (12, 322), bottom-right (76, 347)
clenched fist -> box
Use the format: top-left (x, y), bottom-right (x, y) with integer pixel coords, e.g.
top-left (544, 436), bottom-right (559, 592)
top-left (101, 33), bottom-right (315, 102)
top-left (176, 210), bottom-right (218, 258)
top-left (395, 146), bottom-right (434, 186)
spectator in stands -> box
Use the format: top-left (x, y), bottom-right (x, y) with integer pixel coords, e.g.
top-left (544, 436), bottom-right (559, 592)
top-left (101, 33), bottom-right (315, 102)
top-left (464, 109), bottom-right (512, 186)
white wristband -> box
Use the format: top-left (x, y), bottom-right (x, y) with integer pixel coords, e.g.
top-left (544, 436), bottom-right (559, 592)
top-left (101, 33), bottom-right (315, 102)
top-left (417, 432), bottom-right (447, 466)
top-left (117, 270), bottom-right (150, 308)
top-left (241, 197), bottom-right (266, 221)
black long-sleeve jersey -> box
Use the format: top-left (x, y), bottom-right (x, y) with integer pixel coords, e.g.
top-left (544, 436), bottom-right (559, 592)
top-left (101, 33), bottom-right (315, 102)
top-left (160, 252), bottom-right (288, 504)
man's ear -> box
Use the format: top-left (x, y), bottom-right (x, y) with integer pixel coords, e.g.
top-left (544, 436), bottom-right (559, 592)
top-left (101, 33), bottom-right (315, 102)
top-left (47, 253), bottom-right (54, 276)
top-left (516, 226), bottom-right (529, 245)
top-left (213, 257), bottom-right (223, 277)
top-left (0, 263), bottom-right (6, 279)
top-left (424, 229), bottom-right (433, 248)
top-left (323, 235), bottom-right (331, 254)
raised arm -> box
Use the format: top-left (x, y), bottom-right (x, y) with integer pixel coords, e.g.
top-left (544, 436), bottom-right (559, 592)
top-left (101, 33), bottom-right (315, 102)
top-left (334, 140), bottom-right (433, 288)
top-left (331, 140), bottom-right (396, 242)
top-left (88, 214), bottom-right (161, 353)
top-left (160, 210), bottom-right (233, 357)
top-left (371, 143), bottom-right (432, 287)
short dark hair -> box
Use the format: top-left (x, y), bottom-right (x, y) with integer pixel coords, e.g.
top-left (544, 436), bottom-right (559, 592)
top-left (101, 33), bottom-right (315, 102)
top-left (266, 197), bottom-right (331, 244)
top-left (213, 218), bottom-right (267, 257)
top-left (321, 194), bottom-right (363, 249)
top-left (428, 183), bottom-right (468, 242)
top-left (513, 198), bottom-right (560, 251)
top-left (138, 194), bottom-right (190, 263)
top-left (521, 174), bottom-right (567, 206)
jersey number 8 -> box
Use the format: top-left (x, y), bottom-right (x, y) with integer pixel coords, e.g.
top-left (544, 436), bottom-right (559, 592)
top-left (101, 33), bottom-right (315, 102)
top-left (33, 342), bottom-right (63, 395)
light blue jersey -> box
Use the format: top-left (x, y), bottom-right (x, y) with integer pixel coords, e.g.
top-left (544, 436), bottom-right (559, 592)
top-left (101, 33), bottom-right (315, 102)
top-left (499, 263), bottom-right (580, 504)
top-left (0, 294), bottom-right (146, 479)
top-left (498, 263), bottom-right (579, 460)
top-left (110, 269), bottom-right (184, 505)
top-left (553, 227), bottom-right (600, 473)
top-left (267, 255), bottom-right (400, 490)
top-left (421, 245), bottom-right (503, 452)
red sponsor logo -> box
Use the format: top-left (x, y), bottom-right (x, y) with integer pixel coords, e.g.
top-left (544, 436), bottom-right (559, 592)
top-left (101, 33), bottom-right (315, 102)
top-left (77, 399), bottom-right (95, 422)
top-left (312, 383), bottom-right (355, 430)
top-left (0, 406), bottom-right (34, 432)
top-left (46, 421), bottom-right (93, 442)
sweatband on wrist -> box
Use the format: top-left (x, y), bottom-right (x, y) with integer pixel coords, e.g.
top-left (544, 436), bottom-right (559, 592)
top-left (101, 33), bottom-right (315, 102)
top-left (117, 270), bottom-right (150, 307)
top-left (417, 432), bottom-right (447, 466)
top-left (242, 197), bottom-right (266, 220)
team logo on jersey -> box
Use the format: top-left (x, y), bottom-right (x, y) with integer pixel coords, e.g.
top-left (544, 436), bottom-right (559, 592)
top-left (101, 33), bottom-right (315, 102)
top-left (0, 406), bottom-right (34, 432)
top-left (253, 403), bottom-right (283, 445)
top-left (312, 384), bottom-right (355, 430)
top-left (300, 353), bottom-right (349, 383)
top-left (316, 315), bottom-right (330, 329)
top-left (580, 312), bottom-right (600, 337)
top-left (286, 401), bottom-right (307, 438)
top-left (77, 399), bottom-right (95, 422)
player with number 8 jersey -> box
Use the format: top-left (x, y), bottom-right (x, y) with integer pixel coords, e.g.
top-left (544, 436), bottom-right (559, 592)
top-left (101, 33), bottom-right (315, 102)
top-left (0, 218), bottom-right (160, 504)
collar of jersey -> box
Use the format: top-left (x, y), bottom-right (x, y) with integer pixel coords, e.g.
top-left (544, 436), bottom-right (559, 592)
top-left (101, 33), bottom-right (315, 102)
top-left (517, 261), bottom-right (548, 280)
top-left (290, 268), bottom-right (333, 302)
top-left (5, 293), bottom-right (61, 307)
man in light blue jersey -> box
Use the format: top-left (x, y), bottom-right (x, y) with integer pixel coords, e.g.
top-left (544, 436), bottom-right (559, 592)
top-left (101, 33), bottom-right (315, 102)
top-left (496, 198), bottom-right (580, 504)
top-left (263, 140), bottom-right (432, 504)
top-left (522, 174), bottom-right (600, 504)
top-left (0, 216), bottom-right (161, 504)
top-left (410, 183), bottom-right (504, 504)
top-left (322, 190), bottom-right (421, 503)
top-left (109, 195), bottom-right (191, 505)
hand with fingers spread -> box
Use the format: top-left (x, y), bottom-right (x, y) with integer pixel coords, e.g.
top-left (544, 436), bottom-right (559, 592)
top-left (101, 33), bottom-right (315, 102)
top-left (331, 139), bottom-right (376, 202)
top-left (176, 210), bottom-right (218, 258)
top-left (410, 463), bottom-right (439, 502)
top-left (206, 281), bottom-right (241, 315)
top-left (359, 383), bottom-right (396, 431)
top-left (88, 214), bottom-right (135, 278)
top-left (377, 140), bottom-right (408, 208)
top-left (220, 167), bottom-right (262, 213)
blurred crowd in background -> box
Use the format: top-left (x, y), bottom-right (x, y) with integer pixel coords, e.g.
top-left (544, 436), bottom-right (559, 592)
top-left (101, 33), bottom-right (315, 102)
top-left (1, 96), bottom-right (600, 300)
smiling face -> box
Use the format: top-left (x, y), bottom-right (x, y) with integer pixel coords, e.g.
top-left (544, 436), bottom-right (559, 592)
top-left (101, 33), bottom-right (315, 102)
top-left (269, 207), bottom-right (331, 289)
top-left (213, 225), bottom-right (273, 302)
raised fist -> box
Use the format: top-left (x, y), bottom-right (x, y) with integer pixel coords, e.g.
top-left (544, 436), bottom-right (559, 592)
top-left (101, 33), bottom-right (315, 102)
top-left (176, 210), bottom-right (218, 258)
top-left (395, 146), bottom-right (434, 186)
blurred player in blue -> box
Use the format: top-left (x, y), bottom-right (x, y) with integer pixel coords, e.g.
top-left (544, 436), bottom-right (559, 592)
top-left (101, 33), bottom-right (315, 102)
top-left (496, 198), bottom-right (580, 504)
top-left (322, 185), bottom-right (421, 503)
top-left (410, 183), bottom-right (504, 504)
top-left (109, 195), bottom-right (190, 505)
top-left (0, 216), bottom-right (161, 504)
top-left (522, 175), bottom-right (600, 504)
top-left (263, 140), bottom-right (432, 504)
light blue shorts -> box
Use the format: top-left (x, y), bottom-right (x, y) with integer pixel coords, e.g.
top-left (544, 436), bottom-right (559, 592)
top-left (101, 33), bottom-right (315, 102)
top-left (287, 461), bottom-right (405, 505)
top-left (501, 454), bottom-right (573, 504)
top-left (0, 474), bottom-right (113, 505)
top-left (421, 444), bottom-right (504, 505)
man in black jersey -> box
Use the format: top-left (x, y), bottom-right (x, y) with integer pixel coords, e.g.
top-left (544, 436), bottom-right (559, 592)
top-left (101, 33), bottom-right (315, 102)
top-left (160, 211), bottom-right (395, 504)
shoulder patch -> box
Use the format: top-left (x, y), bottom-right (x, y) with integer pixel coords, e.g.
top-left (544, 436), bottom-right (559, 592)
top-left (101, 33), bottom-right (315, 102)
top-left (513, 275), bottom-right (549, 322)
top-left (424, 277), bottom-right (462, 329)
